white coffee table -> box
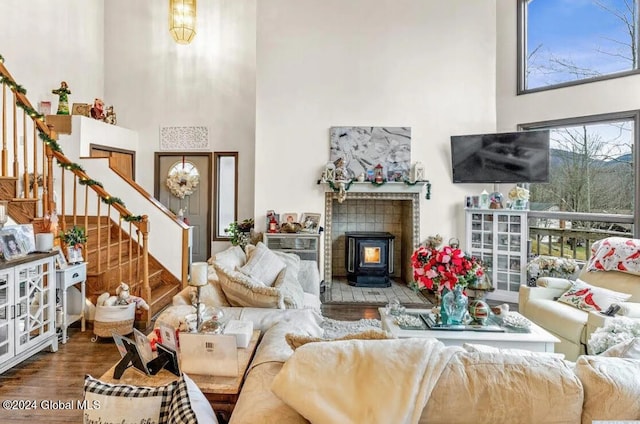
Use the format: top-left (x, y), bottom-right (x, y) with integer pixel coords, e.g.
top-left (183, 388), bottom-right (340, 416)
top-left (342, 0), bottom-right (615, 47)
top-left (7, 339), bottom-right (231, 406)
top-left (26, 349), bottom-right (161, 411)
top-left (379, 308), bottom-right (560, 353)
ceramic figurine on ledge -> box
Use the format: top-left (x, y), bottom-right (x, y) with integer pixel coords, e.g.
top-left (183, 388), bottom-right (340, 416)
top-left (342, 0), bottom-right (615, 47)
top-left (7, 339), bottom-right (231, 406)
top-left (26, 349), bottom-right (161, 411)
top-left (90, 98), bottom-right (105, 120)
top-left (51, 81), bottom-right (71, 115)
top-left (104, 105), bottom-right (117, 125)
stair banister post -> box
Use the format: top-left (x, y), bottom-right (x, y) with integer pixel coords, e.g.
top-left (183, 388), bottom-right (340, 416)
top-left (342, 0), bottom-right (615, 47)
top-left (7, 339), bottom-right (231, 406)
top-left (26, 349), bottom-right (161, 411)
top-left (140, 215), bottom-right (150, 328)
top-left (44, 126), bottom-right (56, 218)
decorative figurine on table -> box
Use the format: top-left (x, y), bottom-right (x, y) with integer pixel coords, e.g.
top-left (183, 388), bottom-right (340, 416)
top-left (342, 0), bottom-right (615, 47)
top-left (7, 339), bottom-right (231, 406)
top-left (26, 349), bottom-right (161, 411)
top-left (104, 105), bottom-right (117, 125)
top-left (51, 81), bottom-right (71, 115)
top-left (90, 98), bottom-right (105, 120)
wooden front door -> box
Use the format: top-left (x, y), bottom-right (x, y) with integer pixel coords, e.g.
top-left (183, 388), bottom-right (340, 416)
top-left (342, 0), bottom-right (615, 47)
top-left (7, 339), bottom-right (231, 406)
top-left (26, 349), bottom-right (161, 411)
top-left (90, 144), bottom-right (136, 180)
top-left (155, 153), bottom-right (212, 262)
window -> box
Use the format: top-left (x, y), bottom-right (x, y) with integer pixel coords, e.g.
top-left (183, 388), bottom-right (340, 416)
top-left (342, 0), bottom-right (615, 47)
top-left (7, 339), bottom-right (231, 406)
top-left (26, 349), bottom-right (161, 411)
top-left (519, 0), bottom-right (640, 92)
top-left (522, 111), bottom-right (638, 238)
top-left (213, 152), bottom-right (238, 240)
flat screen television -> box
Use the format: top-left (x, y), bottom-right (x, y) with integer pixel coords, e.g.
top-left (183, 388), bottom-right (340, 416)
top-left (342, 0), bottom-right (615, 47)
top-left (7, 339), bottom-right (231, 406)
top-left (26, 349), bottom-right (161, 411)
top-left (451, 130), bottom-right (550, 183)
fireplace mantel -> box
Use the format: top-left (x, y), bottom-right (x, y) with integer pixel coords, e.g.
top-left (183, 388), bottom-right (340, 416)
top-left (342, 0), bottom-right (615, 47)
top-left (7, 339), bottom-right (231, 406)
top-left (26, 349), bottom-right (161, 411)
top-left (320, 181), bottom-right (431, 201)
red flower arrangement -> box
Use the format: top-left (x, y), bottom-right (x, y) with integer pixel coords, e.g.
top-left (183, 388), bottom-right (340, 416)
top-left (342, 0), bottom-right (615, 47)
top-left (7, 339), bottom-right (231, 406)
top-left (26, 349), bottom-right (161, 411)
top-left (410, 244), bottom-right (484, 293)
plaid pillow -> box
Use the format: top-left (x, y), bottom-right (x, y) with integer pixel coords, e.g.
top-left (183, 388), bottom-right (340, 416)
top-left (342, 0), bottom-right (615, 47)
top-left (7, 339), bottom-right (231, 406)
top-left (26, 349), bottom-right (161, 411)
top-left (83, 375), bottom-right (177, 423)
top-left (167, 375), bottom-right (199, 424)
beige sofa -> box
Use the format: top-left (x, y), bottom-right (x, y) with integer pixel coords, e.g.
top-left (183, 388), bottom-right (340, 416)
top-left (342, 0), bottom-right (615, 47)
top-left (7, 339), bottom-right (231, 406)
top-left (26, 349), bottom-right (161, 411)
top-left (520, 247), bottom-right (640, 360)
top-left (229, 320), bottom-right (640, 424)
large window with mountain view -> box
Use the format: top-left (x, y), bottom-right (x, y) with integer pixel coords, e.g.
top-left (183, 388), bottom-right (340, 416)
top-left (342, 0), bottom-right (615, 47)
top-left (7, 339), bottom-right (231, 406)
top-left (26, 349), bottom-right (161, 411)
top-left (519, 0), bottom-right (640, 92)
top-left (523, 112), bottom-right (638, 244)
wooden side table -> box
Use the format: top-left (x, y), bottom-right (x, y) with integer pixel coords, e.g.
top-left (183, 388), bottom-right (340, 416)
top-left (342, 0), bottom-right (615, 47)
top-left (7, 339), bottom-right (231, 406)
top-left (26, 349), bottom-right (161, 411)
top-left (100, 329), bottom-right (261, 421)
top-left (56, 262), bottom-right (87, 343)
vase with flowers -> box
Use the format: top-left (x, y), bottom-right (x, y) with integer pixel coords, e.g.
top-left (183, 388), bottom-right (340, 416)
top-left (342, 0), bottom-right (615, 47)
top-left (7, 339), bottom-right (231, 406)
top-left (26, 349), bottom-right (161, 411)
top-left (409, 240), bottom-right (485, 325)
top-left (59, 225), bottom-right (87, 264)
top-left (508, 185), bottom-right (530, 210)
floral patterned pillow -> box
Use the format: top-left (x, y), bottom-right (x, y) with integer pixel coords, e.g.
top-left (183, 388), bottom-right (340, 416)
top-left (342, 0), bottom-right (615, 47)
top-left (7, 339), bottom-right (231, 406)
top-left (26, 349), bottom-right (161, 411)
top-left (586, 237), bottom-right (640, 274)
top-left (557, 279), bottom-right (632, 312)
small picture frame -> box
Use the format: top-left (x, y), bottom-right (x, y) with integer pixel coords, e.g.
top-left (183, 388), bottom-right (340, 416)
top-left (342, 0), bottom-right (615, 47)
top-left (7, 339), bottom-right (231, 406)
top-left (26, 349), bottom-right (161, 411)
top-left (11, 224), bottom-right (36, 253)
top-left (0, 229), bottom-right (27, 261)
top-left (53, 246), bottom-right (67, 269)
top-left (282, 213), bottom-right (298, 224)
top-left (158, 322), bottom-right (177, 351)
top-left (300, 213), bottom-right (321, 233)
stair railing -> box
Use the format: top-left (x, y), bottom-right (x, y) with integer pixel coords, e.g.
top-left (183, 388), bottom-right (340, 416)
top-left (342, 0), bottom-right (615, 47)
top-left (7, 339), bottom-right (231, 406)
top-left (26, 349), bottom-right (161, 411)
top-left (0, 56), bottom-right (153, 326)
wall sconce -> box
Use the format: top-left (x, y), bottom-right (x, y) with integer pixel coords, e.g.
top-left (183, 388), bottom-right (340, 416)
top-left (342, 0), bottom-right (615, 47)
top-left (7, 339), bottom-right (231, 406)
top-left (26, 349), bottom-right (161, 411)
top-left (169, 0), bottom-right (197, 45)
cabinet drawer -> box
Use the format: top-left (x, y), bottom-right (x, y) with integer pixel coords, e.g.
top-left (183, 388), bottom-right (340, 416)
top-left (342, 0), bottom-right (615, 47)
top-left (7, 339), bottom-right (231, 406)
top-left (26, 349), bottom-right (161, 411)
top-left (56, 264), bottom-right (86, 286)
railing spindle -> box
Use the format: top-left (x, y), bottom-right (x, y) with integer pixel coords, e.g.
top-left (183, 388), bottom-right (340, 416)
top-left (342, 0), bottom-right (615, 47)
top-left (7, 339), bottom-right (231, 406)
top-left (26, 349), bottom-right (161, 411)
top-left (22, 110), bottom-right (27, 197)
top-left (118, 215), bottom-right (123, 284)
top-left (2, 83), bottom-right (6, 174)
top-left (32, 123), bottom-right (38, 201)
top-left (12, 93), bottom-right (17, 177)
top-left (97, 197), bottom-right (102, 274)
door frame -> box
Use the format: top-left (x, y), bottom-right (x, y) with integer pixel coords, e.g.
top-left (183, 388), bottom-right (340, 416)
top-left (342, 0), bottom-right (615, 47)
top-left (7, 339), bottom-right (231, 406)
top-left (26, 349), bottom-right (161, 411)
top-left (90, 143), bottom-right (137, 180)
top-left (154, 152), bottom-right (212, 260)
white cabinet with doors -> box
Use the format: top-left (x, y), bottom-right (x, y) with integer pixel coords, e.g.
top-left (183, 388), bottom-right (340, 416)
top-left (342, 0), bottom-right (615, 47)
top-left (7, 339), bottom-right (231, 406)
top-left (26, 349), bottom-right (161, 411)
top-left (465, 209), bottom-right (528, 303)
top-left (0, 253), bottom-right (58, 374)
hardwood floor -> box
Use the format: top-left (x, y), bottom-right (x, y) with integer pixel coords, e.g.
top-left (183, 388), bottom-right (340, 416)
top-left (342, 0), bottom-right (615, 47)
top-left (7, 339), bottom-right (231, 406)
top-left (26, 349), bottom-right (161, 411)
top-left (0, 328), bottom-right (121, 423)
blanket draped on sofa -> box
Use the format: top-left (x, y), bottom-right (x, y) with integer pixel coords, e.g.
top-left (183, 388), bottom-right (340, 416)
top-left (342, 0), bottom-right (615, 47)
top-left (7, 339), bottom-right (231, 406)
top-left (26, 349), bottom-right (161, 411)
top-left (271, 338), bottom-right (461, 424)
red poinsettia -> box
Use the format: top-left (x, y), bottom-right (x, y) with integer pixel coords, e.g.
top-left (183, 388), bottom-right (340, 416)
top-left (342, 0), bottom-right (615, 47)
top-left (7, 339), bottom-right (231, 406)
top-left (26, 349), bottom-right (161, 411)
top-left (410, 244), bottom-right (484, 293)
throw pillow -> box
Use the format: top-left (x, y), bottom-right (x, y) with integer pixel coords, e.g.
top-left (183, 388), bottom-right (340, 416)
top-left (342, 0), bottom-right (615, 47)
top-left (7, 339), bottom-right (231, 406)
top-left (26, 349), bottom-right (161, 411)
top-left (600, 337), bottom-right (640, 359)
top-left (186, 265), bottom-right (230, 307)
top-left (169, 373), bottom-right (218, 424)
top-left (83, 375), bottom-right (178, 423)
top-left (208, 245), bottom-right (246, 269)
top-left (557, 278), bottom-right (631, 312)
top-left (213, 262), bottom-right (283, 309)
top-left (272, 266), bottom-right (305, 309)
top-left (239, 242), bottom-right (286, 286)
top-left (285, 329), bottom-right (393, 350)
top-left (586, 237), bottom-right (640, 274)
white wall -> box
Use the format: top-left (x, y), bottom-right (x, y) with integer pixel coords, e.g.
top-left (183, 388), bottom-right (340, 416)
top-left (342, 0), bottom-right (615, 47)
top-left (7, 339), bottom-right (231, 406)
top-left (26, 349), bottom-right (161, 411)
top-left (255, 0), bottom-right (498, 246)
top-left (496, 1), bottom-right (640, 129)
top-left (103, 0), bottom-right (257, 254)
top-left (0, 0), bottom-right (105, 113)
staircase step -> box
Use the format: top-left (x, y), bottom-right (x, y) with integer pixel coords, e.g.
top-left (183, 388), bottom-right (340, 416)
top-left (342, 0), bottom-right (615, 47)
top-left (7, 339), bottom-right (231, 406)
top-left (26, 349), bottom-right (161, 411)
top-left (149, 281), bottom-right (181, 318)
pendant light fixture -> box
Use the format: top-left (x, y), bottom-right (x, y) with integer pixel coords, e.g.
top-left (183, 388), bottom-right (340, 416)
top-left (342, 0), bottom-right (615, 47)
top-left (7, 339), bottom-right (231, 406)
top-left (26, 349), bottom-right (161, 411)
top-left (169, 0), bottom-right (197, 44)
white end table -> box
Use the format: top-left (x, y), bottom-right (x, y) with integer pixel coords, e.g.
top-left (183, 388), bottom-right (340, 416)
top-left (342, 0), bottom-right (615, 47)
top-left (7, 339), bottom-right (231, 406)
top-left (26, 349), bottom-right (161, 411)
top-left (56, 262), bottom-right (87, 343)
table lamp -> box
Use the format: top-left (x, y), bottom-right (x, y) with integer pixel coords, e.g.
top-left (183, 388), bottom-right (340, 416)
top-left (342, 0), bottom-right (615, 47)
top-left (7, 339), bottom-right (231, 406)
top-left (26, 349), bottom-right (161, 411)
top-left (189, 262), bottom-right (208, 331)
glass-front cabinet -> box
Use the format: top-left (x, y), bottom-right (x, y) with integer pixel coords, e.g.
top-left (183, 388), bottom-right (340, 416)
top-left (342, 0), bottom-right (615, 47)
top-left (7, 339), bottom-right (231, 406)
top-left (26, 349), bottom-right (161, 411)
top-left (466, 209), bottom-right (528, 302)
top-left (0, 254), bottom-right (57, 374)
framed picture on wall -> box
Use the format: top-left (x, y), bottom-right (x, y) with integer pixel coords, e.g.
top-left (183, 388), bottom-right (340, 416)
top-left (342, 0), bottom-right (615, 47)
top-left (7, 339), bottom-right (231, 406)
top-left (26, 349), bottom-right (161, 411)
top-left (300, 213), bottom-right (321, 233)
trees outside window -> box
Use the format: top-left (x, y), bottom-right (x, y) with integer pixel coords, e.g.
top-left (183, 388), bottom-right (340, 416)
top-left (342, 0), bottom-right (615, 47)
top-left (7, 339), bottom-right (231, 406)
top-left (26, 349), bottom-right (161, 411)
top-left (520, 0), bottom-right (639, 92)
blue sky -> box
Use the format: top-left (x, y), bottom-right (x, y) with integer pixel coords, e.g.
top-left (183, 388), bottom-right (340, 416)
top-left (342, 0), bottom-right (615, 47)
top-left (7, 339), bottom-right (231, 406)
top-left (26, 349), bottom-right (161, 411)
top-left (527, 0), bottom-right (634, 88)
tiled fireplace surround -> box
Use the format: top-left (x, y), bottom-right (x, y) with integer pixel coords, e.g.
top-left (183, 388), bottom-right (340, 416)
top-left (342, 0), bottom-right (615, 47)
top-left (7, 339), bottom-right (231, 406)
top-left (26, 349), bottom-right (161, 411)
top-left (323, 191), bottom-right (421, 286)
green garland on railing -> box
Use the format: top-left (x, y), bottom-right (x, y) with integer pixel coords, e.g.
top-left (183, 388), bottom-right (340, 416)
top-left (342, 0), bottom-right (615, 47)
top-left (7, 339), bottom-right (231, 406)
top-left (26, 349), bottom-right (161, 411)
top-left (79, 178), bottom-right (104, 188)
top-left (16, 100), bottom-right (44, 121)
top-left (38, 132), bottom-right (63, 153)
top-left (57, 161), bottom-right (85, 173)
top-left (0, 77), bottom-right (27, 94)
top-left (2, 52), bottom-right (145, 218)
top-left (123, 215), bottom-right (143, 222)
top-left (326, 179), bottom-right (354, 192)
top-left (101, 196), bottom-right (125, 207)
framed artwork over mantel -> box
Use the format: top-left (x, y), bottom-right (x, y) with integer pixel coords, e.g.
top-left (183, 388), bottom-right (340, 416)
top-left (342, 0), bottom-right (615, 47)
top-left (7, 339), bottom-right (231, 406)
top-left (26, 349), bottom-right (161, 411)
top-left (329, 126), bottom-right (411, 180)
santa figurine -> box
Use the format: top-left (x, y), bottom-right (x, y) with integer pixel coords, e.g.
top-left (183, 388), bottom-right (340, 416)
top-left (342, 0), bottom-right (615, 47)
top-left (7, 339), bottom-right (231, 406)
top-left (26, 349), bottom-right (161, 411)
top-left (90, 98), bottom-right (105, 120)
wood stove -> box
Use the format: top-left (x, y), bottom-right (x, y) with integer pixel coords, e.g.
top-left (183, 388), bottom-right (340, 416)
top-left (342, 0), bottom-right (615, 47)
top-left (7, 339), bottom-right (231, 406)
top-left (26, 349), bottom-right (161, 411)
top-left (345, 231), bottom-right (395, 287)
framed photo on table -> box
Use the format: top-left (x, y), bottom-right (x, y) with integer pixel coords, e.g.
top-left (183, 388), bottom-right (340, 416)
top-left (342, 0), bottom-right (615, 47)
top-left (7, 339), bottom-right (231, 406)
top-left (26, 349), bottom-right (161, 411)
top-left (300, 213), bottom-right (321, 233)
top-left (53, 246), bottom-right (68, 269)
top-left (0, 229), bottom-right (27, 261)
top-left (282, 213), bottom-right (298, 225)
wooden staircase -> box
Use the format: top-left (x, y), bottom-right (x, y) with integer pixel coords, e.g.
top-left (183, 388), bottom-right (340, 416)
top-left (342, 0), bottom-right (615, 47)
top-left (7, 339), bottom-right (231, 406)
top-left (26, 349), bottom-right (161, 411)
top-left (0, 54), bottom-right (186, 327)
top-left (64, 216), bottom-right (182, 322)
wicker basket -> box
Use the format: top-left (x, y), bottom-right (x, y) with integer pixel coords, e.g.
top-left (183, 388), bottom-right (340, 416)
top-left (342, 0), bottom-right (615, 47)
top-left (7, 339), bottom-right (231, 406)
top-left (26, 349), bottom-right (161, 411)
top-left (92, 303), bottom-right (135, 339)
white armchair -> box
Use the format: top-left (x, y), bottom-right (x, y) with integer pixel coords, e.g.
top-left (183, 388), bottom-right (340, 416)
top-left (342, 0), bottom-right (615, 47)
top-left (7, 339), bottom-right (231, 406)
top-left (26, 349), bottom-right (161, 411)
top-left (520, 239), bottom-right (640, 360)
